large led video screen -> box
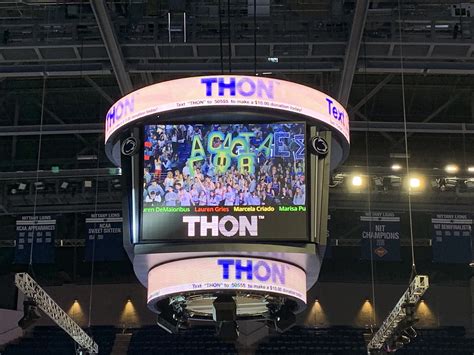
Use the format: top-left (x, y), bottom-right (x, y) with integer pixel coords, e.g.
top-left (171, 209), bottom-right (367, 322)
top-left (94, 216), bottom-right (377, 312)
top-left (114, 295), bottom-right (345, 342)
top-left (141, 122), bottom-right (308, 241)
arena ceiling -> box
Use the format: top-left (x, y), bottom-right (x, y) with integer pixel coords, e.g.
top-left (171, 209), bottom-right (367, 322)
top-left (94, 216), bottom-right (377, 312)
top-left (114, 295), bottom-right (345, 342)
top-left (0, 0), bottom-right (472, 246)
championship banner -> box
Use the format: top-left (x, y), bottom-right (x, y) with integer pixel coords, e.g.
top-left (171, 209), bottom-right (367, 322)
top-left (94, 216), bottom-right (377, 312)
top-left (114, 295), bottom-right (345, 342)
top-left (15, 215), bottom-right (56, 264)
top-left (85, 212), bottom-right (126, 261)
top-left (431, 213), bottom-right (472, 264)
top-left (360, 212), bottom-right (401, 261)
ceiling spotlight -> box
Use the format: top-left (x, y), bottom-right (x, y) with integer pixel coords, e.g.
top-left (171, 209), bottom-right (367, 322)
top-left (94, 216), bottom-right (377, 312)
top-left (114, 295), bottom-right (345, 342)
top-left (18, 183), bottom-right (27, 191)
top-left (467, 166), bottom-right (474, 173)
top-left (84, 181), bottom-right (92, 188)
top-left (60, 182), bottom-right (69, 189)
top-left (34, 182), bottom-right (45, 190)
top-left (352, 176), bottom-right (362, 186)
top-left (469, 261), bottom-right (474, 268)
top-left (445, 164), bottom-right (459, 174)
top-left (77, 155), bottom-right (98, 161)
top-left (409, 177), bottom-right (421, 189)
top-left (272, 303), bottom-right (297, 333)
top-left (391, 164), bottom-right (402, 171)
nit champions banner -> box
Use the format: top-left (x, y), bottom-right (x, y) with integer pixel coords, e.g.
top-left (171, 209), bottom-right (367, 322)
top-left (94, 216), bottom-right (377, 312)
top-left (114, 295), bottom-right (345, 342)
top-left (15, 215), bottom-right (56, 264)
top-left (431, 213), bottom-right (472, 263)
top-left (85, 212), bottom-right (126, 261)
top-left (360, 212), bottom-right (401, 261)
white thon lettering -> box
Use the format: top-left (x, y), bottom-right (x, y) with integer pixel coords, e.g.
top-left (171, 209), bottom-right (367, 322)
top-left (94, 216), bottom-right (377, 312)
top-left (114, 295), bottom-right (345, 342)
top-left (182, 215), bottom-right (259, 237)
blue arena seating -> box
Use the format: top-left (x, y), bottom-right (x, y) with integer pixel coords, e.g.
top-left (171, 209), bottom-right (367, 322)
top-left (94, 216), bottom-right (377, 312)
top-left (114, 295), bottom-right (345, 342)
top-left (2, 325), bottom-right (473, 354)
top-left (256, 326), bottom-right (474, 355)
top-left (127, 325), bottom-right (238, 355)
top-left (257, 326), bottom-right (368, 354)
top-left (2, 326), bottom-right (115, 355)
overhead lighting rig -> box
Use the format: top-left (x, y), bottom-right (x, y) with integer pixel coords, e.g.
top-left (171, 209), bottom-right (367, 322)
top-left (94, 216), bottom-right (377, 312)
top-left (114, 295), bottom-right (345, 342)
top-left (15, 273), bottom-right (98, 354)
top-left (367, 275), bottom-right (429, 354)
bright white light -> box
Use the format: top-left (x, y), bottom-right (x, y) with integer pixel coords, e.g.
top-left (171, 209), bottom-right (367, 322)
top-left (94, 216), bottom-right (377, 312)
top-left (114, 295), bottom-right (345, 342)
top-left (409, 177), bottom-right (421, 188)
top-left (467, 166), bottom-right (474, 173)
top-left (391, 164), bottom-right (402, 171)
top-left (352, 176), bottom-right (362, 186)
top-left (445, 164), bottom-right (459, 174)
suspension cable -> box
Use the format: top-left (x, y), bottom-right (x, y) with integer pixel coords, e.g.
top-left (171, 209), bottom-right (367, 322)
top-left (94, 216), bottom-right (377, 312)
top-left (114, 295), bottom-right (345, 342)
top-left (361, 40), bottom-right (377, 329)
top-left (397, 0), bottom-right (417, 279)
top-left (28, 6), bottom-right (51, 274)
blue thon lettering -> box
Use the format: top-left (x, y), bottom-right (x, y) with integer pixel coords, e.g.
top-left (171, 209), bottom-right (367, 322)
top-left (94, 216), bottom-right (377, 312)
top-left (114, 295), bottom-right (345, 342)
top-left (201, 77), bottom-right (274, 99)
top-left (217, 259), bottom-right (234, 279)
top-left (235, 259), bottom-right (253, 280)
top-left (106, 95), bottom-right (135, 129)
top-left (217, 258), bottom-right (286, 284)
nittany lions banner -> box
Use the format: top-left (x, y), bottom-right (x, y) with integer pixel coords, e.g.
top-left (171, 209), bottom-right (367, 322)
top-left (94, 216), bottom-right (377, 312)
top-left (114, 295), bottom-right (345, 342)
top-left (85, 212), bottom-right (126, 261)
top-left (360, 212), bottom-right (401, 261)
top-left (147, 257), bottom-right (307, 305)
top-left (432, 213), bottom-right (472, 263)
top-left (15, 215), bottom-right (55, 264)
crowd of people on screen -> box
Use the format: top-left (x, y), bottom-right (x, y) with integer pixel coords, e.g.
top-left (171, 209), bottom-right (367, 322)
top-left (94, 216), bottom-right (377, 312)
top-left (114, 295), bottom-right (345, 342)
top-left (143, 124), bottom-right (306, 207)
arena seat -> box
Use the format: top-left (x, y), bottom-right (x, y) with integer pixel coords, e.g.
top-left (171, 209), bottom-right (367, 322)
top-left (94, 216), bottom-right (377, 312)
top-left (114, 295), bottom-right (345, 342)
top-left (2, 326), bottom-right (115, 355)
top-left (3, 325), bottom-right (473, 354)
top-left (127, 325), bottom-right (238, 355)
top-left (255, 326), bottom-right (474, 355)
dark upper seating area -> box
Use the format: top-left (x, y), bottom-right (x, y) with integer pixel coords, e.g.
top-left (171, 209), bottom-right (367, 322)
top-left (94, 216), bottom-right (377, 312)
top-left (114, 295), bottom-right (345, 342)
top-left (127, 325), bottom-right (238, 355)
top-left (256, 326), bottom-right (474, 355)
top-left (396, 327), bottom-right (474, 355)
top-left (257, 326), bottom-right (367, 354)
top-left (2, 325), bottom-right (473, 354)
top-left (2, 325), bottom-right (115, 355)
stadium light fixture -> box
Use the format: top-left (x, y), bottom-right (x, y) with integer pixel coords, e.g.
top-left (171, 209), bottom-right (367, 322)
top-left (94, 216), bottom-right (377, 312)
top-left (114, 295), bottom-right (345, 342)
top-left (445, 164), bottom-right (459, 174)
top-left (391, 164), bottom-right (402, 171)
top-left (352, 175), bottom-right (363, 186)
top-left (18, 298), bottom-right (41, 329)
top-left (409, 177), bottom-right (421, 189)
top-left (77, 155), bottom-right (98, 161)
top-left (34, 181), bottom-right (45, 190)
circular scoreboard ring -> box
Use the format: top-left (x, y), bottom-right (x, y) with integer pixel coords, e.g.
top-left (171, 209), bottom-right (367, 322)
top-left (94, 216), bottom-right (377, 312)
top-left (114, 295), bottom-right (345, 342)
top-left (147, 257), bottom-right (307, 319)
top-left (104, 75), bottom-right (350, 168)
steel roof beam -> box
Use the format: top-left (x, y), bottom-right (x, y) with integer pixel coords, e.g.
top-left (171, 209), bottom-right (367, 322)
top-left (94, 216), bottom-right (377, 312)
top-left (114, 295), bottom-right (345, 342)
top-left (90, 0), bottom-right (133, 95)
top-left (0, 123), bottom-right (102, 136)
top-left (349, 74), bottom-right (394, 114)
top-left (337, 0), bottom-right (369, 106)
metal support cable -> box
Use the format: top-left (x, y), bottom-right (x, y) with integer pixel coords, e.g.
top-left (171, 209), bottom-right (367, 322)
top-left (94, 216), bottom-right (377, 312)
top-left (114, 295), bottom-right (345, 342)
top-left (397, 0), bottom-right (417, 278)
